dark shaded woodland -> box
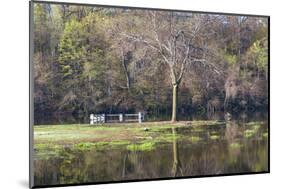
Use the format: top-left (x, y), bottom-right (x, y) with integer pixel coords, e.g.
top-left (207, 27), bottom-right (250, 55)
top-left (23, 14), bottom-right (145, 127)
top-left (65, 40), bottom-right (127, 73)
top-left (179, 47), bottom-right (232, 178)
top-left (33, 3), bottom-right (268, 121)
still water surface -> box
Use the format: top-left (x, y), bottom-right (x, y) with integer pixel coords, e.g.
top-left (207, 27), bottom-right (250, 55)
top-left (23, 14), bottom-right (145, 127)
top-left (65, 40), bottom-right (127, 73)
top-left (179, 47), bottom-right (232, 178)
top-left (33, 113), bottom-right (268, 186)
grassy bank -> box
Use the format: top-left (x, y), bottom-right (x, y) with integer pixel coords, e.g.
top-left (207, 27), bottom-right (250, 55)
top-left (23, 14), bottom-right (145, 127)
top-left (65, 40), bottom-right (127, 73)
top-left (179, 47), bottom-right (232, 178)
top-left (34, 121), bottom-right (224, 143)
top-left (33, 120), bottom-right (224, 157)
top-left (33, 120), bottom-right (266, 159)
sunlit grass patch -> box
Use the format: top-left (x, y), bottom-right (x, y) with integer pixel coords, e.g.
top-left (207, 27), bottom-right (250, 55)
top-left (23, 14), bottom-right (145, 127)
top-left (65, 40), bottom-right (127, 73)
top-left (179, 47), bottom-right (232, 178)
top-left (126, 142), bottom-right (156, 151)
top-left (34, 143), bottom-right (72, 160)
top-left (74, 142), bottom-right (108, 151)
top-left (74, 140), bottom-right (131, 151)
top-left (34, 140), bottom-right (131, 159)
top-left (154, 133), bottom-right (182, 143)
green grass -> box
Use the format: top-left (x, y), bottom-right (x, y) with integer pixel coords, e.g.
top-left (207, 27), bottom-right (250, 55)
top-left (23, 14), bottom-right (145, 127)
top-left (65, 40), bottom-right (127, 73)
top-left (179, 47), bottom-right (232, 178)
top-left (126, 142), bottom-right (156, 151)
top-left (33, 120), bottom-right (268, 160)
top-left (73, 141), bottom-right (130, 151)
top-left (34, 121), bottom-right (224, 144)
top-left (33, 120), bottom-right (232, 159)
top-left (74, 142), bottom-right (108, 150)
top-left (154, 133), bottom-right (182, 143)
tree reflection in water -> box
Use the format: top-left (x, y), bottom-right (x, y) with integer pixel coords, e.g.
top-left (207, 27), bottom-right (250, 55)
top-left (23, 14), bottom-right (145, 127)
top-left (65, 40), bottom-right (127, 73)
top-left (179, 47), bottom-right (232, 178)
top-left (34, 120), bottom-right (268, 186)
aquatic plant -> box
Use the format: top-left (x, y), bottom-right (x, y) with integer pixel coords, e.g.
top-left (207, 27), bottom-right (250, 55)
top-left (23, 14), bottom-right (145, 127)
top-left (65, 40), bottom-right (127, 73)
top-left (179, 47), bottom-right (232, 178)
top-left (126, 142), bottom-right (156, 151)
top-left (74, 141), bottom-right (130, 151)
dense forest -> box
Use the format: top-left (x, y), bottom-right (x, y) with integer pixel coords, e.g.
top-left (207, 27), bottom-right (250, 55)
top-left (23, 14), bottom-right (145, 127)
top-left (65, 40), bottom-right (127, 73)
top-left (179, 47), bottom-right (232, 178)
top-left (33, 3), bottom-right (268, 121)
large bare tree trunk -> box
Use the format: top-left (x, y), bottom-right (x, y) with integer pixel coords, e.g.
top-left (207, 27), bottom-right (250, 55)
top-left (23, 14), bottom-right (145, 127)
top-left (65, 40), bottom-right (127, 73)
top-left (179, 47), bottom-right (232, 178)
top-left (171, 84), bottom-right (178, 122)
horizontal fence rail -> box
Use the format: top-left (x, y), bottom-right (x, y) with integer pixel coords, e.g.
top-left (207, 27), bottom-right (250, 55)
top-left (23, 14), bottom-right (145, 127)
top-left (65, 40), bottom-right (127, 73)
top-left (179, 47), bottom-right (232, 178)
top-left (90, 112), bottom-right (144, 124)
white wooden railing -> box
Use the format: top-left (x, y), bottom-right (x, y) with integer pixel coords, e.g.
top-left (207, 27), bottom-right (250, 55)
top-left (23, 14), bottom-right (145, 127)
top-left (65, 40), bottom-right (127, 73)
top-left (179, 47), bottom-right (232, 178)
top-left (90, 112), bottom-right (144, 124)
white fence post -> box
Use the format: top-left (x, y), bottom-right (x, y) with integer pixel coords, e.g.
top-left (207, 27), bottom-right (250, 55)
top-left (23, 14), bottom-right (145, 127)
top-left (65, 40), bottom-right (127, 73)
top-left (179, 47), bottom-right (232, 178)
top-left (138, 112), bottom-right (142, 123)
top-left (90, 114), bottom-right (94, 125)
top-left (119, 114), bottom-right (123, 122)
top-left (102, 114), bottom-right (105, 123)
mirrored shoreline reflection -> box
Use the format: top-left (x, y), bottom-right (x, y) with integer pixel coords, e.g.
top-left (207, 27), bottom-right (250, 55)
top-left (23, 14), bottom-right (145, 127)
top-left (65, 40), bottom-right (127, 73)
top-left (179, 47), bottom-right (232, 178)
top-left (33, 117), bottom-right (268, 186)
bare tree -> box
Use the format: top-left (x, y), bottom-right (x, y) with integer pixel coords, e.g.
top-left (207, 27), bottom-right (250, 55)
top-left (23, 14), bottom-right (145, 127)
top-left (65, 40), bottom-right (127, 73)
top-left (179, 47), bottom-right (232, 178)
top-left (118, 11), bottom-right (208, 121)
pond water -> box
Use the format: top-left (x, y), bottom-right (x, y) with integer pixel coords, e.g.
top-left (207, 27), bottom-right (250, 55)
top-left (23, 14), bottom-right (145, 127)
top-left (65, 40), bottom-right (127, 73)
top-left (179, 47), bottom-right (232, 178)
top-left (33, 114), bottom-right (268, 186)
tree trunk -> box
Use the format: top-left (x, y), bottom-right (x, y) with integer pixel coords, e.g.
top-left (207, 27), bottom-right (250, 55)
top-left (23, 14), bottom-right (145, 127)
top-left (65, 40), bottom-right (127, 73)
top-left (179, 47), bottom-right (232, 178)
top-left (171, 84), bottom-right (178, 122)
top-left (121, 49), bottom-right (131, 92)
top-left (172, 127), bottom-right (182, 176)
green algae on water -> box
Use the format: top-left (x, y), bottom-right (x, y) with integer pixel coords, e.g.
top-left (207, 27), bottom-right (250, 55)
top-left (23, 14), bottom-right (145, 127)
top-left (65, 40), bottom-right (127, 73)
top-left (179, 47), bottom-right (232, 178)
top-left (126, 142), bottom-right (156, 151)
